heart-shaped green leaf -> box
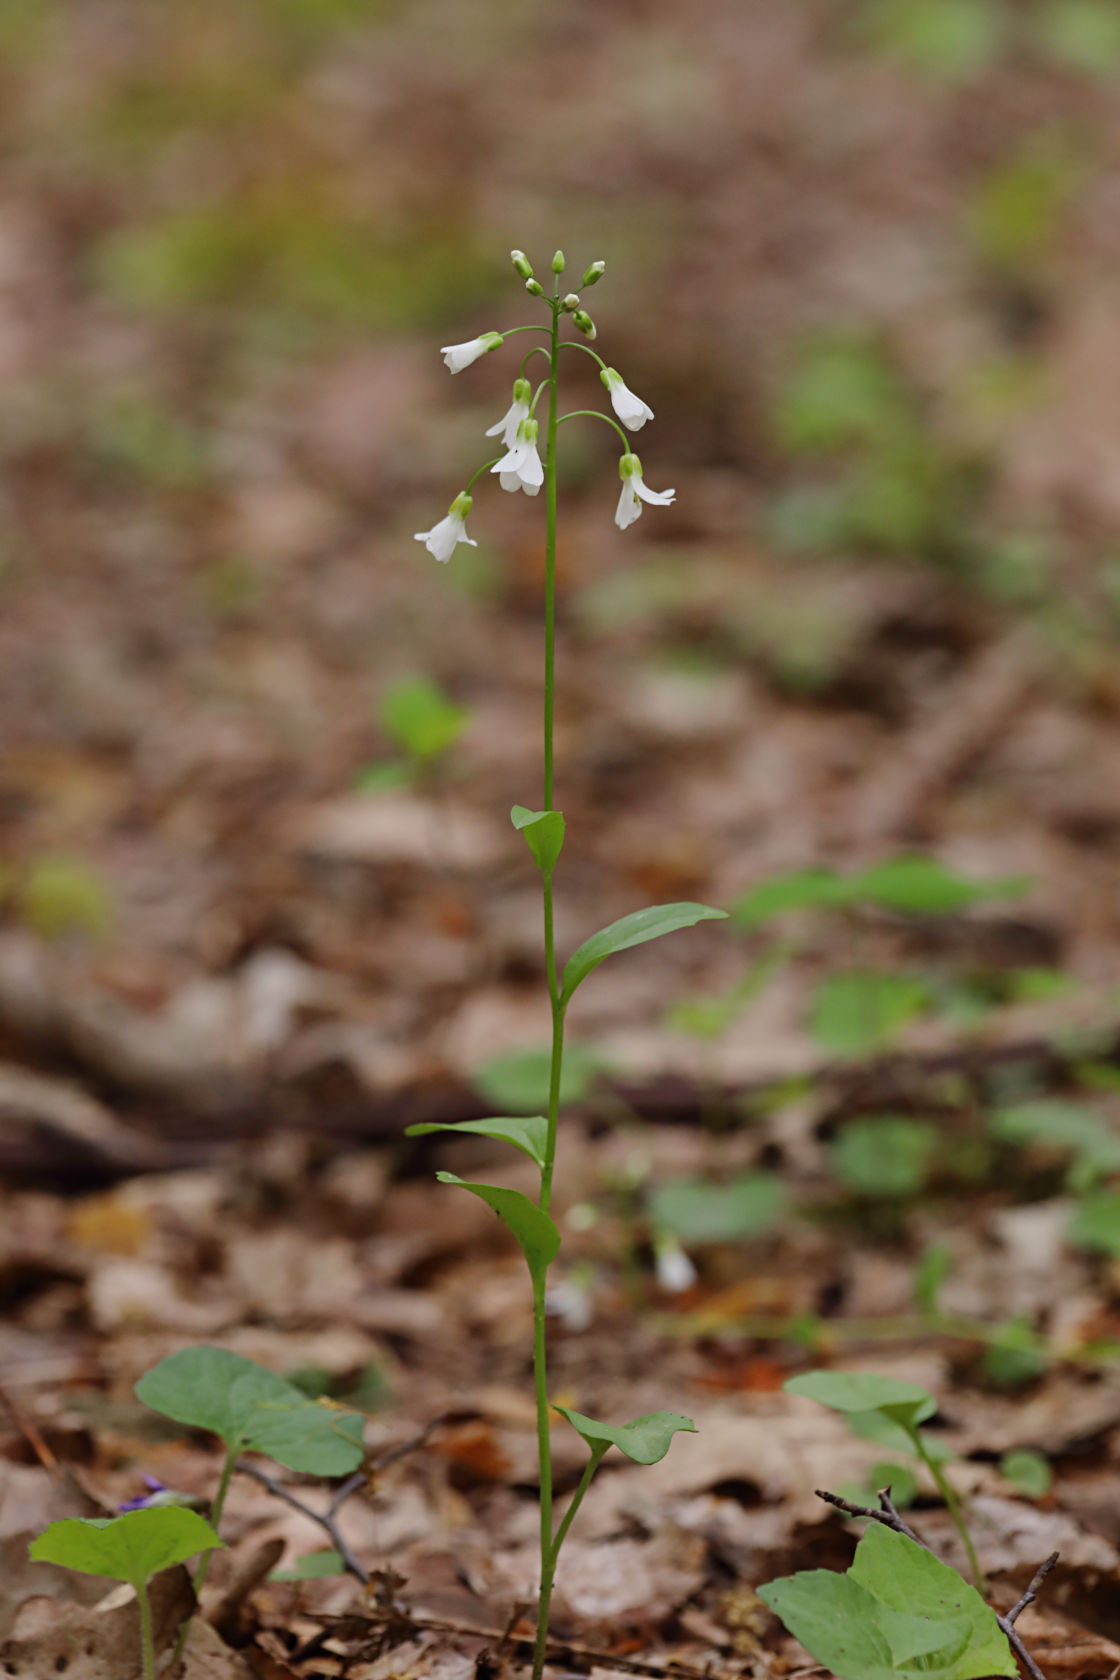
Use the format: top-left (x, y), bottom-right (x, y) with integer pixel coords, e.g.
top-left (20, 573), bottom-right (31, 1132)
top-left (553, 1406), bottom-right (697, 1465)
top-left (135, 1347), bottom-right (365, 1475)
top-left (511, 805), bottom-right (565, 874)
top-left (562, 903), bottom-right (727, 1003)
top-left (760, 1525), bottom-right (1015, 1680)
top-left (29, 1507), bottom-right (223, 1590)
top-left (406, 1115), bottom-right (548, 1169)
top-left (785, 1370), bottom-right (936, 1430)
top-left (436, 1174), bottom-right (560, 1287)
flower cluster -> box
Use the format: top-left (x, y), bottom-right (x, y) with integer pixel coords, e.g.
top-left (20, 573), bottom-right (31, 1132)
top-left (415, 251), bottom-right (675, 563)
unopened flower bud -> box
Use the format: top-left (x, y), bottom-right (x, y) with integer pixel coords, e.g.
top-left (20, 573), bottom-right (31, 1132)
top-left (551, 249), bottom-right (566, 274)
top-left (560, 292), bottom-right (580, 313)
top-left (510, 249), bottom-right (533, 279)
top-left (525, 277), bottom-right (544, 297)
top-left (573, 310), bottom-right (596, 339)
top-left (581, 260), bottom-right (605, 287)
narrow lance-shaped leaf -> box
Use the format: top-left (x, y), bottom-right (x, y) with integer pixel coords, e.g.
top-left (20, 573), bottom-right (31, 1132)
top-left (511, 805), bottom-right (565, 874)
top-left (407, 1114), bottom-right (549, 1169)
top-left (30, 1507), bottom-right (223, 1590)
top-left (436, 1173), bottom-right (561, 1289)
top-left (562, 903), bottom-right (727, 1003)
top-left (554, 1406), bottom-right (697, 1465)
top-left (135, 1347), bottom-right (365, 1476)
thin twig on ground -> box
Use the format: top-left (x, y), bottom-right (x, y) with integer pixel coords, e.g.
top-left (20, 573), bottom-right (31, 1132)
top-left (235, 1459), bottom-right (370, 1584)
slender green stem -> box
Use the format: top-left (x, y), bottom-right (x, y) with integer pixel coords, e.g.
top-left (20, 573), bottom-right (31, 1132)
top-left (136, 1580), bottom-right (156, 1680)
top-left (173, 1442), bottom-right (237, 1662)
top-left (913, 1433), bottom-right (984, 1593)
top-left (557, 408), bottom-right (631, 452)
top-left (531, 1273), bottom-right (555, 1680)
top-left (521, 344), bottom-right (553, 379)
top-left (531, 278), bottom-right (564, 1680)
top-left (465, 455), bottom-right (503, 493)
top-left (557, 338), bottom-right (608, 371)
top-left (549, 1445), bottom-right (607, 1569)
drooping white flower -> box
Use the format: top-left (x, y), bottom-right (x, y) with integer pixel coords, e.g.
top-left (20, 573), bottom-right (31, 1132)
top-left (440, 331), bottom-right (504, 374)
top-left (492, 416), bottom-right (544, 497)
top-left (414, 492), bottom-right (478, 563)
top-left (654, 1235), bottom-right (697, 1294)
top-left (614, 452), bottom-right (675, 530)
top-left (601, 366), bottom-right (654, 431)
top-left (486, 377), bottom-right (532, 451)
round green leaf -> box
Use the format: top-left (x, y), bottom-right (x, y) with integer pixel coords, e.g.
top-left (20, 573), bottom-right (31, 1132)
top-left (554, 1405), bottom-right (697, 1465)
top-left (29, 1507), bottom-right (223, 1589)
top-left (648, 1172), bottom-right (786, 1243)
top-left (435, 1174), bottom-right (560, 1287)
top-left (562, 903), bottom-right (727, 1002)
top-left (135, 1347), bottom-right (365, 1475)
top-left (785, 1370), bottom-right (936, 1429)
top-left (406, 1115), bottom-right (548, 1169)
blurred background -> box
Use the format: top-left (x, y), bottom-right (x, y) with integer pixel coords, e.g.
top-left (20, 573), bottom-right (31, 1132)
top-left (3, 0), bottom-right (1120, 1148)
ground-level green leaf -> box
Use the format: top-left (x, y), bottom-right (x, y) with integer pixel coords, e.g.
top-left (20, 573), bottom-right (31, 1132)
top-left (269, 1549), bottom-right (347, 1582)
top-left (850, 1524), bottom-right (1015, 1677)
top-left (135, 1347), bottom-right (365, 1475)
top-left (648, 1172), bottom-right (786, 1243)
top-left (436, 1174), bottom-right (560, 1286)
top-left (406, 1115), bottom-right (548, 1169)
top-left (29, 1507), bottom-right (223, 1588)
top-left (553, 1406), bottom-right (696, 1464)
top-left (562, 902), bottom-right (727, 1002)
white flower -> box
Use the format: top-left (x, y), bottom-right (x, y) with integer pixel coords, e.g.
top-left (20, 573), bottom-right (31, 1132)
top-left (654, 1237), bottom-right (697, 1294)
top-left (486, 377), bottom-right (532, 450)
top-left (492, 417), bottom-right (544, 497)
top-left (440, 331), bottom-right (503, 373)
top-left (614, 452), bottom-right (675, 530)
top-left (601, 366), bottom-right (654, 431)
top-left (414, 492), bottom-right (478, 563)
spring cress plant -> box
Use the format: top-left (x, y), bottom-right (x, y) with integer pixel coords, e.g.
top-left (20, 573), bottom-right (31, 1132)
top-left (406, 247), bottom-right (725, 1680)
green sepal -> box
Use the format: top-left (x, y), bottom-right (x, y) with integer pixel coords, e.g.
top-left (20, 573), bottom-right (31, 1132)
top-left (562, 902), bottom-right (727, 1002)
top-left (511, 805), bottom-right (565, 874)
top-left (553, 1405), bottom-right (697, 1465)
top-left (406, 1115), bottom-right (548, 1169)
top-left (436, 1173), bottom-right (561, 1287)
top-left (29, 1507), bottom-right (223, 1590)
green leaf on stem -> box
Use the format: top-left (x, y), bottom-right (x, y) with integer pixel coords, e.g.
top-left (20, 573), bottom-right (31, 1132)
top-left (554, 1406), bottom-right (697, 1464)
top-left (30, 1507), bottom-right (223, 1589)
top-left (406, 1114), bottom-right (549, 1169)
top-left (562, 903), bottom-right (727, 1002)
top-left (511, 805), bottom-right (565, 874)
top-left (760, 1525), bottom-right (1015, 1680)
top-left (785, 1370), bottom-right (936, 1431)
top-left (436, 1174), bottom-right (561, 1288)
top-left (135, 1347), bottom-right (366, 1476)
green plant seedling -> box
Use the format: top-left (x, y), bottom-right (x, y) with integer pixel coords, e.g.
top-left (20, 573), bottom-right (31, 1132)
top-left (785, 1372), bottom-right (983, 1589)
top-left (832, 1117), bottom-right (938, 1199)
top-left (760, 1523), bottom-right (1016, 1680)
top-left (1037, 0), bottom-right (1120, 72)
top-left (30, 1507), bottom-right (223, 1680)
top-left (1067, 1190), bottom-right (1120, 1258)
top-left (16, 854), bottom-right (114, 942)
top-left (270, 1549), bottom-right (348, 1582)
top-left (472, 1044), bottom-right (604, 1115)
top-left (731, 856), bottom-right (1028, 930)
top-left (810, 971), bottom-right (929, 1059)
top-left (647, 1172), bottom-right (787, 1245)
top-left (414, 249), bottom-right (726, 1680)
top-left (999, 1450), bottom-right (1051, 1498)
top-left (379, 673), bottom-right (469, 765)
top-left (992, 1099), bottom-right (1120, 1191)
top-left (135, 1344), bottom-right (365, 1652)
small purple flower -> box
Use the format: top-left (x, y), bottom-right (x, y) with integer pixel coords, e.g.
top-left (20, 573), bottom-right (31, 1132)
top-left (119, 1475), bottom-right (174, 1512)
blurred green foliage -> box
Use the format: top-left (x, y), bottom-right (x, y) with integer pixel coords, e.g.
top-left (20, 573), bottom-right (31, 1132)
top-left (966, 136), bottom-right (1082, 278)
top-left (647, 1172), bottom-right (787, 1244)
top-left (10, 856), bottom-right (114, 943)
top-left (859, 0), bottom-right (1008, 81)
top-left (379, 675), bottom-right (469, 765)
top-left (1036, 0), bottom-right (1120, 72)
top-left (831, 1116), bottom-right (938, 1197)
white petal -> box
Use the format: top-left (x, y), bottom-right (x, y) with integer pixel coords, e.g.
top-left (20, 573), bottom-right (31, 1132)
top-left (498, 470), bottom-right (521, 493)
top-left (414, 511), bottom-right (475, 561)
top-left (632, 474), bottom-right (675, 507)
top-left (614, 481), bottom-right (641, 529)
top-left (608, 376), bottom-right (655, 431)
top-left (440, 337), bottom-right (486, 373)
top-left (521, 479), bottom-right (541, 497)
top-left (519, 445), bottom-right (544, 489)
